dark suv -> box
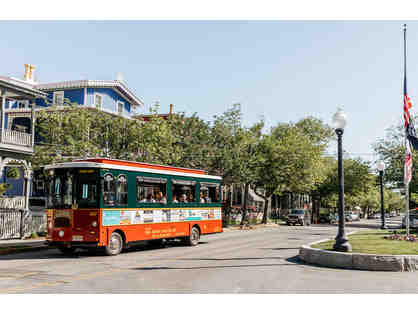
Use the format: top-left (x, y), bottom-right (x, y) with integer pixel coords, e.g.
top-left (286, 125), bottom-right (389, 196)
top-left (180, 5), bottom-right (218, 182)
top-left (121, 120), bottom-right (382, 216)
top-left (286, 209), bottom-right (311, 226)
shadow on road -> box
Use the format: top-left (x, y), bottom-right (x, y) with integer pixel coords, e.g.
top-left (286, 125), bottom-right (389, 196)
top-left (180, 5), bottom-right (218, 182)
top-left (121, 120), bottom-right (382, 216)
top-left (0, 241), bottom-right (208, 261)
top-left (133, 262), bottom-right (299, 271)
top-left (258, 247), bottom-right (300, 250)
top-left (176, 256), bottom-right (284, 261)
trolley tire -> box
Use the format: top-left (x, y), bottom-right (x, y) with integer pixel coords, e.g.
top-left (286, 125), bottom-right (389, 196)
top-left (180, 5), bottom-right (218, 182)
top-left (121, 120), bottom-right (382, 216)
top-left (105, 232), bottom-right (124, 256)
top-left (57, 246), bottom-right (76, 255)
top-left (187, 226), bottom-right (200, 246)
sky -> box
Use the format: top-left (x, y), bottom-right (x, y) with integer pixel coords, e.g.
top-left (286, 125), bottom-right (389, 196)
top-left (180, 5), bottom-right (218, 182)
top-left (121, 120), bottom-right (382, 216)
top-left (1, 20), bottom-right (415, 163)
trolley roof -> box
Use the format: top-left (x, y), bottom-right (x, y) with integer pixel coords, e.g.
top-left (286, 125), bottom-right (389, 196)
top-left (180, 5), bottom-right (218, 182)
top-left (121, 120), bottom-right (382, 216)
top-left (45, 158), bottom-right (222, 181)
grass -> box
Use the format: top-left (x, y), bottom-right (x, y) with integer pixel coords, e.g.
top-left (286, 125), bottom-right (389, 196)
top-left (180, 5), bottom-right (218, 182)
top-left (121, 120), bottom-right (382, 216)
top-left (311, 229), bottom-right (418, 255)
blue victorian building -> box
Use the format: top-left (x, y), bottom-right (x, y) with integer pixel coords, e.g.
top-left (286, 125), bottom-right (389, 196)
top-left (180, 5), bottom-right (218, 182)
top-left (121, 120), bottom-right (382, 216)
top-left (1, 65), bottom-right (145, 239)
top-left (7, 66), bottom-right (144, 134)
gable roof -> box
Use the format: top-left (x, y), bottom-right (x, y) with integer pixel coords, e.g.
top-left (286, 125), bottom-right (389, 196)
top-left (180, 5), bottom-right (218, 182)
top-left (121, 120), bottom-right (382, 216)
top-left (0, 76), bottom-right (47, 99)
top-left (36, 80), bottom-right (143, 108)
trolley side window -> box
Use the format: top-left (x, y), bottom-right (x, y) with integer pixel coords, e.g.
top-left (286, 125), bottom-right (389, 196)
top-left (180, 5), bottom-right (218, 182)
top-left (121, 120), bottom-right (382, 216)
top-left (171, 179), bottom-right (196, 203)
top-left (137, 177), bottom-right (167, 204)
top-left (116, 175), bottom-right (128, 205)
top-left (200, 182), bottom-right (220, 203)
top-left (103, 173), bottom-right (115, 206)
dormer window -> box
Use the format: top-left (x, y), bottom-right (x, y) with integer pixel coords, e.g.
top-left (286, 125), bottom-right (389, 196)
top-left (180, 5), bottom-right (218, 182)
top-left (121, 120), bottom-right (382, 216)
top-left (53, 91), bottom-right (64, 106)
top-left (94, 93), bottom-right (103, 109)
top-left (117, 101), bottom-right (124, 114)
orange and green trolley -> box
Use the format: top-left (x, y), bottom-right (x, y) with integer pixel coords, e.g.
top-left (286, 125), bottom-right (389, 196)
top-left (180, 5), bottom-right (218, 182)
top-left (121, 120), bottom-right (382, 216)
top-left (45, 158), bottom-right (222, 255)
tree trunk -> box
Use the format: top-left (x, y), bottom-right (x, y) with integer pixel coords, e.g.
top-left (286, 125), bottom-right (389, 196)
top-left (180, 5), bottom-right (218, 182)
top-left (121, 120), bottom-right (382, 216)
top-left (240, 183), bottom-right (249, 226)
top-left (262, 196), bottom-right (270, 224)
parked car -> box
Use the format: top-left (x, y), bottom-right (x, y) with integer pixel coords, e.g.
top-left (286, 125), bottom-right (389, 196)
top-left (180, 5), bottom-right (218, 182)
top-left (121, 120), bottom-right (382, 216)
top-left (345, 211), bottom-right (360, 221)
top-left (402, 211), bottom-right (418, 229)
top-left (371, 213), bottom-right (380, 219)
top-left (286, 209), bottom-right (311, 226)
top-left (318, 213), bottom-right (334, 224)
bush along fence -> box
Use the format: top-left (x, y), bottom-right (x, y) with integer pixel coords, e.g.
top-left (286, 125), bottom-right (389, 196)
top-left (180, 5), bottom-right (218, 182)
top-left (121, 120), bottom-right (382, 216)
top-left (0, 209), bottom-right (46, 240)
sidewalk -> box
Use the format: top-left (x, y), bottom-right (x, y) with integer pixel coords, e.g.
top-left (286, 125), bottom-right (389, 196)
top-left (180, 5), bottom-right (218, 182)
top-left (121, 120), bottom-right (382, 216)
top-left (0, 237), bottom-right (48, 255)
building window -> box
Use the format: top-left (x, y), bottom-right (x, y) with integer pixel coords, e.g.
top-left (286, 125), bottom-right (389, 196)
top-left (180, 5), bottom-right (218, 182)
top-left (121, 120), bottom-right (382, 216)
top-left (94, 93), bottom-right (103, 109)
top-left (53, 91), bottom-right (64, 106)
top-left (117, 101), bottom-right (124, 114)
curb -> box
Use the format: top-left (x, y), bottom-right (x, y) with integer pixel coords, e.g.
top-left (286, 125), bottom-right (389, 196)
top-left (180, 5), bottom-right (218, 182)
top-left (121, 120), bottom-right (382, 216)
top-left (299, 233), bottom-right (418, 272)
top-left (0, 244), bottom-right (50, 256)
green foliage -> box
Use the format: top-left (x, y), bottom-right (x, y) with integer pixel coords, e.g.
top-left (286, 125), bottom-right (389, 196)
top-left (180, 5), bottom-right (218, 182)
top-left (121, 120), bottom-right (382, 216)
top-left (0, 183), bottom-right (11, 196)
top-left (373, 123), bottom-right (417, 191)
top-left (6, 167), bottom-right (20, 180)
top-left (31, 101), bottom-right (381, 216)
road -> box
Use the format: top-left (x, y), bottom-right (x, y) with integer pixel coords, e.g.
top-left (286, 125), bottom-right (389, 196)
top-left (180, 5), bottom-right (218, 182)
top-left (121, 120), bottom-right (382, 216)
top-left (0, 220), bottom-right (417, 294)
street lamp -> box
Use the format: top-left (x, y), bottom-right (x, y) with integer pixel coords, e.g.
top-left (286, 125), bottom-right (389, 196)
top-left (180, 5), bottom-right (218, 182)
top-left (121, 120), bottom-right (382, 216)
top-left (377, 161), bottom-right (387, 229)
top-left (332, 107), bottom-right (352, 252)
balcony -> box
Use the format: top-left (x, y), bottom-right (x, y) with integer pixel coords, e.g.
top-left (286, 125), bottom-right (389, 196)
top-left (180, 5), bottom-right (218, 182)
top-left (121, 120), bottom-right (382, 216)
top-left (0, 127), bottom-right (34, 155)
top-left (2, 129), bottom-right (32, 147)
top-left (0, 77), bottom-right (42, 156)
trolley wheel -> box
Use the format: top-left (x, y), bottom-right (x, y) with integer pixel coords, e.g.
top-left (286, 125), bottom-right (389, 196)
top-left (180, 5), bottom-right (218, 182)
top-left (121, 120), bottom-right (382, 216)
top-left (187, 226), bottom-right (200, 246)
top-left (105, 232), bottom-right (124, 256)
top-left (57, 245), bottom-right (76, 255)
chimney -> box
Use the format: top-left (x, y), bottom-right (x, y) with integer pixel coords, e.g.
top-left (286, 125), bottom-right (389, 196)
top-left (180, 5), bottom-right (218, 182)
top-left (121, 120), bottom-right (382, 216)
top-left (24, 64), bottom-right (30, 81)
top-left (169, 103), bottom-right (173, 115)
top-left (116, 72), bottom-right (124, 82)
top-left (29, 64), bottom-right (35, 81)
top-left (24, 64), bottom-right (35, 82)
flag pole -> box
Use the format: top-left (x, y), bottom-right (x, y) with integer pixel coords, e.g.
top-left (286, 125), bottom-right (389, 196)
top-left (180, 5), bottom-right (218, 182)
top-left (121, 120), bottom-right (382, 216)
top-left (403, 23), bottom-right (410, 237)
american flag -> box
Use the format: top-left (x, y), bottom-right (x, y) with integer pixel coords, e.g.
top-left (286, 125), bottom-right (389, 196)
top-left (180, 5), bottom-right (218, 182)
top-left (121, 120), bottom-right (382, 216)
top-left (404, 93), bottom-right (413, 128)
top-left (405, 141), bottom-right (412, 185)
top-left (403, 55), bottom-right (418, 149)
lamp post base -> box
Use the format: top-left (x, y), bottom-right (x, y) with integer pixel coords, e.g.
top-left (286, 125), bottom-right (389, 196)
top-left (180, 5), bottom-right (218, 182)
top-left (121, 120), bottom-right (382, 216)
top-left (333, 239), bottom-right (352, 252)
top-left (380, 225), bottom-right (387, 230)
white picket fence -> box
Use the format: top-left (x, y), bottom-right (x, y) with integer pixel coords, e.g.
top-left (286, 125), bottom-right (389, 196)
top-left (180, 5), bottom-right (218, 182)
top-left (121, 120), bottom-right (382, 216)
top-left (0, 197), bottom-right (25, 209)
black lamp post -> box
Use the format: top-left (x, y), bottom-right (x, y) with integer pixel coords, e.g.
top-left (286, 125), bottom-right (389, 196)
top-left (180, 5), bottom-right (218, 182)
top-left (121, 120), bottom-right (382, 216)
top-left (377, 161), bottom-right (387, 229)
top-left (332, 108), bottom-right (352, 252)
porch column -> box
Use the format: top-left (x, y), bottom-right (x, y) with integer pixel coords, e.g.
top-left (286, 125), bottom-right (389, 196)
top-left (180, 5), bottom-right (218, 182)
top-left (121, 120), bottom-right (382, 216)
top-left (1, 88), bottom-right (5, 143)
top-left (31, 101), bottom-right (35, 148)
top-left (24, 163), bottom-right (32, 211)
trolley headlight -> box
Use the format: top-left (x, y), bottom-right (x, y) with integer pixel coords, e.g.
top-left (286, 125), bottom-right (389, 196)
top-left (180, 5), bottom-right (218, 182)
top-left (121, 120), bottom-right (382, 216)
top-left (58, 230), bottom-right (65, 237)
top-left (92, 221), bottom-right (97, 227)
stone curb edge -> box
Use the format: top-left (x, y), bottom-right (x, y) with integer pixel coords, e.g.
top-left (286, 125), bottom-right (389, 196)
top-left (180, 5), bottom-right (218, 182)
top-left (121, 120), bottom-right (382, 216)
top-left (298, 232), bottom-right (418, 272)
top-left (0, 245), bottom-right (51, 256)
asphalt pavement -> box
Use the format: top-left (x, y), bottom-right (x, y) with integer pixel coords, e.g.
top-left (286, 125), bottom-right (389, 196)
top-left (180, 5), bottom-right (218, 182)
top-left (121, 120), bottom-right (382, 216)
top-left (0, 218), bottom-right (417, 294)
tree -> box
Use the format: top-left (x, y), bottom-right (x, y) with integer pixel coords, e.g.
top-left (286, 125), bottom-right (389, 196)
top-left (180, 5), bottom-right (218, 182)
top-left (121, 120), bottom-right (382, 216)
top-left (374, 123), bottom-right (418, 195)
top-left (209, 104), bottom-right (264, 225)
top-left (252, 120), bottom-right (328, 223)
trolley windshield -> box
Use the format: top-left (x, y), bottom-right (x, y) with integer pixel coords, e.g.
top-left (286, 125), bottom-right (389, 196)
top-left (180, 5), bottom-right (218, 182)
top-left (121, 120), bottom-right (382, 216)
top-left (47, 168), bottom-right (99, 209)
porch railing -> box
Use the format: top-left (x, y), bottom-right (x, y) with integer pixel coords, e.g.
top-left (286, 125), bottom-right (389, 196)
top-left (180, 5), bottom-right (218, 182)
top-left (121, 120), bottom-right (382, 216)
top-left (0, 209), bottom-right (45, 240)
top-left (0, 197), bottom-right (25, 209)
top-left (0, 209), bottom-right (23, 239)
top-left (2, 129), bottom-right (32, 147)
